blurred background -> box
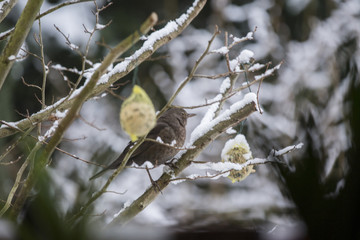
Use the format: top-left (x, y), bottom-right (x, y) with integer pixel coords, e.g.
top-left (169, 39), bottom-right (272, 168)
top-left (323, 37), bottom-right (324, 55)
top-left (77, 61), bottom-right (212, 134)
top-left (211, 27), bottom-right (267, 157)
top-left (0, 0), bottom-right (359, 239)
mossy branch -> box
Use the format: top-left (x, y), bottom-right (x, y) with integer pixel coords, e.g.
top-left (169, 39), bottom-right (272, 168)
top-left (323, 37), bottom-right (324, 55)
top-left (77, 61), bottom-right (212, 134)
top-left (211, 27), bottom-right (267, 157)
top-left (0, 0), bottom-right (18, 23)
top-left (0, 0), bottom-right (45, 90)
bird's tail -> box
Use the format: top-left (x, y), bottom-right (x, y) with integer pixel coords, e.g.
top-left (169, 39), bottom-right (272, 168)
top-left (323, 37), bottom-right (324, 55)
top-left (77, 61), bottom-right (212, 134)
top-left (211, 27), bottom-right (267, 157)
top-left (89, 151), bottom-right (128, 180)
top-left (89, 167), bottom-right (110, 180)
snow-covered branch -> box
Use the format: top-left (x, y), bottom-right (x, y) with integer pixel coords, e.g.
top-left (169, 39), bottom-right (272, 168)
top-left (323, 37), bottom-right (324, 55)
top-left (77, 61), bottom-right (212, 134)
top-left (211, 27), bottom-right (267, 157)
top-left (110, 91), bottom-right (258, 226)
top-left (171, 143), bottom-right (303, 184)
top-left (0, 1), bottom-right (205, 139)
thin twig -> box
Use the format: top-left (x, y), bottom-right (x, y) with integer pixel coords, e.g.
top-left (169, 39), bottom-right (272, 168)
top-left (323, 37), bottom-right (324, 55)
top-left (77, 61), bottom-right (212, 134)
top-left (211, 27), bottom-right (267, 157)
top-left (37, 0), bottom-right (93, 20)
top-left (157, 25), bottom-right (220, 118)
top-left (0, 142), bottom-right (42, 217)
top-left (228, 26), bottom-right (257, 49)
top-left (256, 74), bottom-right (264, 115)
top-left (54, 146), bottom-right (105, 167)
top-left (193, 72), bottom-right (234, 79)
top-left (78, 114), bottom-right (106, 131)
top-left (21, 77), bottom-right (41, 91)
top-left (104, 190), bottom-right (127, 195)
top-left (174, 73), bottom-right (265, 110)
top-left (224, 31), bottom-right (231, 72)
top-left (0, 127), bottom-right (34, 163)
top-left (0, 156), bottom-right (22, 166)
top-left (143, 138), bottom-right (196, 150)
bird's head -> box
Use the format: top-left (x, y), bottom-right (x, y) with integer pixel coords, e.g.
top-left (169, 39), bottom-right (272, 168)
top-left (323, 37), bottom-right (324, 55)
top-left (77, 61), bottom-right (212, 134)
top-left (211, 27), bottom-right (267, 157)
top-left (160, 108), bottom-right (195, 127)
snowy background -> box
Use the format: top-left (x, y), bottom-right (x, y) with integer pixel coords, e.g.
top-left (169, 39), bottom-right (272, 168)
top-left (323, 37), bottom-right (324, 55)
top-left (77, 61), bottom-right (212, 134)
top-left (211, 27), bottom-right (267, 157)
top-left (1, 0), bottom-right (359, 239)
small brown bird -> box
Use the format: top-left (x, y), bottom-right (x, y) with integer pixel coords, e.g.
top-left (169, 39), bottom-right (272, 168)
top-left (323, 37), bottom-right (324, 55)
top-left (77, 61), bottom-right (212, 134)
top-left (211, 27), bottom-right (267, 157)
top-left (90, 108), bottom-right (195, 180)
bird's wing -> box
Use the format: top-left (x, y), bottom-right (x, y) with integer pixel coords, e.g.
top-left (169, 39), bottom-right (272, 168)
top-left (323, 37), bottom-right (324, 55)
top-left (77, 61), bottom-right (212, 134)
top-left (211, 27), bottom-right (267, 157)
top-left (90, 122), bottom-right (176, 180)
top-left (89, 142), bottom-right (134, 180)
top-left (130, 122), bottom-right (175, 159)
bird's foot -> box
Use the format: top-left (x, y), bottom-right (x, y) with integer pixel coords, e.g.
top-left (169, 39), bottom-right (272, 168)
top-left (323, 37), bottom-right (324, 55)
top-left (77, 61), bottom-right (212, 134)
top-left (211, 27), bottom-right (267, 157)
top-left (165, 158), bottom-right (179, 170)
top-left (145, 167), bottom-right (162, 194)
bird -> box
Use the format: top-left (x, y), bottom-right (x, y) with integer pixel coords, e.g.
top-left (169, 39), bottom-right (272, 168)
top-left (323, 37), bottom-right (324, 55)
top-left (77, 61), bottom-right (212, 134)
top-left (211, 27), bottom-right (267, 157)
top-left (119, 85), bottom-right (156, 142)
top-left (90, 107), bottom-right (195, 180)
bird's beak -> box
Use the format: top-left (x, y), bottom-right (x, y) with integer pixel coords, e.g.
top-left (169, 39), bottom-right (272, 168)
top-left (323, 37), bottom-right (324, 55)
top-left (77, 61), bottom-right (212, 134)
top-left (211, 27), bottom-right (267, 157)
top-left (187, 113), bottom-right (196, 118)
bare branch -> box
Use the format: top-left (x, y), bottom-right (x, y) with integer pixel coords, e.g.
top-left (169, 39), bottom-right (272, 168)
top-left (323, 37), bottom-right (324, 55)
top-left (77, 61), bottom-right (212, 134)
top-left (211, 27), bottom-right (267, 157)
top-left (37, 0), bottom-right (93, 20)
top-left (228, 26), bottom-right (257, 49)
top-left (143, 138), bottom-right (196, 151)
top-left (0, 156), bottom-right (22, 166)
top-left (54, 146), bottom-right (105, 167)
top-left (78, 114), bottom-right (106, 131)
top-left (21, 77), bottom-right (41, 91)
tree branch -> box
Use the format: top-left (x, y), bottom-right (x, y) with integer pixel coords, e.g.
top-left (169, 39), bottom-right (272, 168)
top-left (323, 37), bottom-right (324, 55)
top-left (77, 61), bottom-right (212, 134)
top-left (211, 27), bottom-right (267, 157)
top-left (0, 0), bottom-right (18, 23)
top-left (0, 0), bottom-right (45, 90)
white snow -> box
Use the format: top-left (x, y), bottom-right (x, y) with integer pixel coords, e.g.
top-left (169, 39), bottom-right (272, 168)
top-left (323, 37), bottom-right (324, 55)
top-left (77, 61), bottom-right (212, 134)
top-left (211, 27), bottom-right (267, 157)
top-left (219, 77), bottom-right (231, 94)
top-left (221, 134), bottom-right (251, 160)
top-left (192, 160), bottom-right (258, 172)
top-left (209, 46), bottom-right (229, 55)
top-left (170, 139), bottom-right (177, 146)
top-left (274, 143), bottom-right (303, 156)
top-left (248, 63), bottom-right (265, 72)
top-left (228, 50), bottom-right (255, 72)
top-left (8, 55), bottom-right (16, 61)
top-left (69, 43), bottom-right (79, 50)
top-left (140, 35), bottom-right (148, 40)
top-left (38, 120), bottom-right (59, 142)
top-left (156, 136), bottom-right (164, 143)
top-left (130, 161), bottom-right (155, 169)
top-left (0, 0), bottom-right (10, 10)
top-left (113, 201), bottom-right (132, 219)
top-left (0, 121), bottom-right (19, 129)
top-left (170, 178), bottom-right (187, 185)
top-left (226, 128), bottom-right (237, 134)
top-left (238, 49), bottom-right (254, 64)
top-left (54, 109), bottom-right (68, 118)
top-left (95, 23), bottom-right (106, 30)
top-left (254, 63), bottom-right (281, 81)
top-left (190, 92), bottom-right (258, 144)
top-left (200, 94), bottom-right (221, 125)
top-left (0, 28), bottom-right (13, 39)
top-left (232, 31), bottom-right (254, 44)
top-left (51, 64), bottom-right (82, 74)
